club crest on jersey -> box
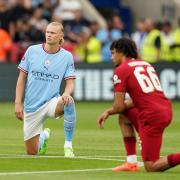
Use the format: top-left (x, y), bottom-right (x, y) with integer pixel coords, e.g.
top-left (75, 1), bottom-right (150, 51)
top-left (113, 75), bottom-right (121, 84)
top-left (44, 60), bottom-right (50, 70)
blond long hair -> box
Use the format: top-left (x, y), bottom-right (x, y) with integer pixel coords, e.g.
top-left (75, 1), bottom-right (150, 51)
top-left (48, 22), bottom-right (64, 45)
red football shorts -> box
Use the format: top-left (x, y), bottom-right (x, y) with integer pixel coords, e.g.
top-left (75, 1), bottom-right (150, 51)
top-left (139, 110), bottom-right (172, 161)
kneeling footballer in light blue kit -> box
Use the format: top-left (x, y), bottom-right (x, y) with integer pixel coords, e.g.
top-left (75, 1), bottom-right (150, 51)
top-left (15, 22), bottom-right (76, 157)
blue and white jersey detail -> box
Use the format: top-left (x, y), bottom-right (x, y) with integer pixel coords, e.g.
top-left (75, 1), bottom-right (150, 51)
top-left (18, 44), bottom-right (75, 113)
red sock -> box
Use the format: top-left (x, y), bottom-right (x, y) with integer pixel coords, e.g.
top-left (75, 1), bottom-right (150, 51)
top-left (167, 153), bottom-right (180, 167)
top-left (123, 137), bottom-right (136, 156)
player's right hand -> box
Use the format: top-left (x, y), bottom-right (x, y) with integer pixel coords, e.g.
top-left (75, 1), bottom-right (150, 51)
top-left (62, 93), bottom-right (73, 105)
top-left (97, 111), bottom-right (109, 129)
top-left (15, 103), bottom-right (24, 121)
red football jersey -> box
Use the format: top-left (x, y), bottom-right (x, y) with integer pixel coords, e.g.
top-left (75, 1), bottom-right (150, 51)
top-left (114, 58), bottom-right (172, 122)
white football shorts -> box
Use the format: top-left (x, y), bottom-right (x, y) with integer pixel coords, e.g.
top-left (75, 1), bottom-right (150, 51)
top-left (23, 96), bottom-right (62, 141)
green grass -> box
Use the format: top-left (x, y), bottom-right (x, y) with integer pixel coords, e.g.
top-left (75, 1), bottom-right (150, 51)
top-left (0, 102), bottom-right (180, 180)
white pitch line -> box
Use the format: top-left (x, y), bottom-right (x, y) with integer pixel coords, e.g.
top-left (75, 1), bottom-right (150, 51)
top-left (0, 154), bottom-right (141, 158)
top-left (0, 168), bottom-right (112, 176)
top-left (0, 154), bottom-right (125, 162)
top-left (0, 154), bottom-right (144, 167)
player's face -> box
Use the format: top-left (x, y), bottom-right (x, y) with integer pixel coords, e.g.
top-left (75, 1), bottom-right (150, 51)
top-left (111, 49), bottom-right (123, 65)
top-left (45, 25), bottom-right (64, 45)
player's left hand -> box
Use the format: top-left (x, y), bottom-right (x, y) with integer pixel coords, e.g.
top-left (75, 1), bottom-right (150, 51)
top-left (62, 93), bottom-right (73, 105)
top-left (97, 111), bottom-right (109, 129)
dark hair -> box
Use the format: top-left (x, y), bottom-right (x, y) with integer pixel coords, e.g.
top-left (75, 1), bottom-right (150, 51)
top-left (110, 38), bottom-right (138, 59)
top-left (163, 21), bottom-right (171, 27)
top-left (155, 21), bottom-right (163, 30)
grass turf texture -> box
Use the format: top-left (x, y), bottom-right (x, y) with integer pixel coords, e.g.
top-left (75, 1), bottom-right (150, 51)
top-left (0, 102), bottom-right (180, 179)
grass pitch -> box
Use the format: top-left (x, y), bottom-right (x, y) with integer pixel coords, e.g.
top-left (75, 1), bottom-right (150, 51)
top-left (0, 102), bottom-right (180, 180)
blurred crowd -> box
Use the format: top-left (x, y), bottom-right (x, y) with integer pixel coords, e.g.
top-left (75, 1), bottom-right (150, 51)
top-left (0, 0), bottom-right (180, 63)
top-left (132, 18), bottom-right (180, 63)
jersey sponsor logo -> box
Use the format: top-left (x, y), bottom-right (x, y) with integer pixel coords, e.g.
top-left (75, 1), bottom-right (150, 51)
top-left (113, 75), bottom-right (121, 84)
top-left (32, 70), bottom-right (59, 80)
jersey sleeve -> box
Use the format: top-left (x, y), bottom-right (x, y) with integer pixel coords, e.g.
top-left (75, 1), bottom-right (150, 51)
top-left (18, 47), bottom-right (30, 73)
top-left (64, 53), bottom-right (76, 80)
top-left (113, 66), bottom-right (128, 92)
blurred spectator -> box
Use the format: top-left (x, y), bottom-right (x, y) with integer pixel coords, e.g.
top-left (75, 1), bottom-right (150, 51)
top-left (30, 0), bottom-right (43, 8)
top-left (0, 0), bottom-right (11, 31)
top-left (75, 25), bottom-right (102, 63)
top-left (41, 0), bottom-right (56, 22)
top-left (141, 18), bottom-right (163, 62)
top-left (30, 0), bottom-right (58, 9)
top-left (0, 0), bottom-right (13, 32)
top-left (8, 0), bottom-right (32, 9)
top-left (11, 16), bottom-right (44, 62)
top-left (14, 17), bottom-right (44, 44)
top-left (131, 19), bottom-right (146, 54)
top-left (73, 39), bottom-right (85, 62)
top-left (97, 14), bottom-right (125, 62)
top-left (0, 28), bottom-right (12, 63)
top-left (0, 0), bottom-right (177, 63)
top-left (62, 1), bottom-right (90, 43)
top-left (84, 26), bottom-right (102, 63)
top-left (90, 21), bottom-right (100, 36)
top-left (161, 21), bottom-right (174, 61)
top-left (109, 14), bottom-right (125, 39)
top-left (171, 18), bottom-right (180, 61)
top-left (53, 0), bottom-right (82, 21)
top-left (9, 0), bottom-right (32, 22)
top-left (29, 7), bottom-right (48, 32)
top-left (8, 0), bottom-right (32, 38)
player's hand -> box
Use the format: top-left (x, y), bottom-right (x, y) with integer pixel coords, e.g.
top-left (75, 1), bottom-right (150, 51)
top-left (62, 93), bottom-right (73, 105)
top-left (97, 111), bottom-right (109, 129)
top-left (15, 103), bottom-right (24, 121)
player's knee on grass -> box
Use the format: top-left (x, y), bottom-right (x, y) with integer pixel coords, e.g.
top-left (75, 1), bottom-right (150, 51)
top-left (144, 162), bottom-right (160, 172)
top-left (144, 157), bottom-right (170, 172)
top-left (25, 135), bottom-right (39, 155)
top-left (26, 148), bottom-right (38, 155)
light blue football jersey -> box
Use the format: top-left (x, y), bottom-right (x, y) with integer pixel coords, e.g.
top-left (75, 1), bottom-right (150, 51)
top-left (18, 44), bottom-right (75, 113)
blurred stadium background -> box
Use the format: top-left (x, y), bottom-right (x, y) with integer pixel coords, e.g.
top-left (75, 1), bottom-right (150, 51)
top-left (0, 0), bottom-right (180, 179)
top-left (0, 0), bottom-right (180, 101)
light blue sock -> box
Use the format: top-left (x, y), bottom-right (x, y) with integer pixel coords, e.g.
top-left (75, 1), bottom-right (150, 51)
top-left (64, 102), bottom-right (76, 142)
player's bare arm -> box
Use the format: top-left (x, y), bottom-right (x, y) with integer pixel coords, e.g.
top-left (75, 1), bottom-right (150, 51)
top-left (97, 92), bottom-right (126, 128)
top-left (62, 79), bottom-right (75, 105)
top-left (15, 70), bottom-right (27, 120)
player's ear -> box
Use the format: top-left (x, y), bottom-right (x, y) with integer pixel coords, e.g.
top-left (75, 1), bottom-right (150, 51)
top-left (59, 38), bottom-right (64, 45)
